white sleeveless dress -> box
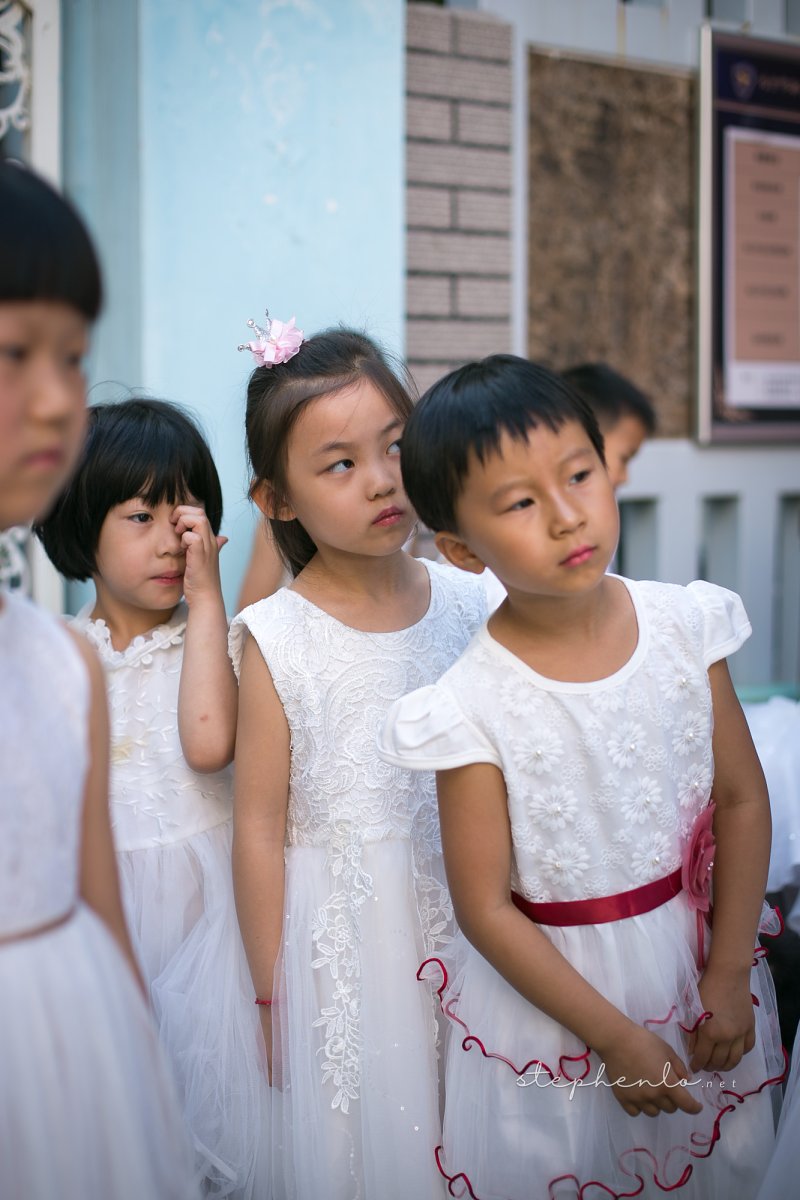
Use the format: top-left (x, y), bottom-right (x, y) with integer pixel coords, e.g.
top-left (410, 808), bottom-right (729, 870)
top-left (229, 559), bottom-right (486, 1200)
top-left (71, 602), bottom-right (269, 1200)
top-left (0, 590), bottom-right (199, 1200)
top-left (380, 578), bottom-right (783, 1200)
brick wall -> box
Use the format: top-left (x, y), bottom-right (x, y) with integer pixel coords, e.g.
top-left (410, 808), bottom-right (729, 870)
top-left (406, 3), bottom-right (513, 397)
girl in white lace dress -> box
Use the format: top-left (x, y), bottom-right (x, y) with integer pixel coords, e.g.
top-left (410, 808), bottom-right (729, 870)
top-left (0, 161), bottom-right (197, 1199)
top-left (35, 398), bottom-right (268, 1199)
top-left (230, 325), bottom-right (486, 1199)
top-left (380, 356), bottom-right (783, 1200)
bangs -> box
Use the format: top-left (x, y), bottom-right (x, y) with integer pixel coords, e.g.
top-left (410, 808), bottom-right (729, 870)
top-left (97, 405), bottom-right (223, 532)
top-left (0, 162), bottom-right (102, 319)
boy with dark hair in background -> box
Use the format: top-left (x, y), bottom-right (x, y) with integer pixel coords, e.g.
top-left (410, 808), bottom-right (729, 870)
top-left (562, 362), bottom-right (656, 489)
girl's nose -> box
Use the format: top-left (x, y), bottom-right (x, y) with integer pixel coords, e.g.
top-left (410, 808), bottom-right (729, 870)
top-left (367, 459), bottom-right (397, 500)
top-left (33, 359), bottom-right (84, 425)
top-left (157, 518), bottom-right (184, 555)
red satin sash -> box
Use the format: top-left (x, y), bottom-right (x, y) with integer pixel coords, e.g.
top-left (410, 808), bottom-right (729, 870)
top-left (511, 868), bottom-right (683, 927)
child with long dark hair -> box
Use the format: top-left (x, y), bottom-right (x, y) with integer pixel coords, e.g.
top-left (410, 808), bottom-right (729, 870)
top-left (230, 319), bottom-right (486, 1199)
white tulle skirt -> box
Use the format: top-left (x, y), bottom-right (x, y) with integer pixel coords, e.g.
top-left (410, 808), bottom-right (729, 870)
top-left (757, 1027), bottom-right (800, 1200)
top-left (0, 903), bottom-right (199, 1200)
top-left (426, 894), bottom-right (784, 1200)
top-left (117, 819), bottom-right (270, 1199)
top-left (743, 699), bottom-right (800, 931)
top-left (270, 837), bottom-right (447, 1200)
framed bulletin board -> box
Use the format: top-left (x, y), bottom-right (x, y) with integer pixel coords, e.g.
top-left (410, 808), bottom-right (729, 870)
top-left (698, 27), bottom-right (800, 442)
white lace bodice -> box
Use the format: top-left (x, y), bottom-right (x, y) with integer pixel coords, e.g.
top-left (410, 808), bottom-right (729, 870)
top-left (71, 603), bottom-right (232, 852)
top-left (0, 592), bottom-right (86, 936)
top-left (229, 561), bottom-right (487, 853)
top-left (230, 561), bottom-right (486, 1114)
top-left (381, 579), bottom-right (750, 904)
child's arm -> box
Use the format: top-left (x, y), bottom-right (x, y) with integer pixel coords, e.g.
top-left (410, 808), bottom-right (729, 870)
top-left (173, 504), bottom-right (238, 773)
top-left (687, 659), bottom-right (771, 1073)
top-left (438, 762), bottom-right (702, 1118)
top-left (71, 631), bottom-right (146, 996)
top-left (232, 633), bottom-right (291, 1076)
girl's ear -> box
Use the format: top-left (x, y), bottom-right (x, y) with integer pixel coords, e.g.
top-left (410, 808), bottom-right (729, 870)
top-left (434, 531), bottom-right (487, 576)
top-left (251, 480), bottom-right (296, 522)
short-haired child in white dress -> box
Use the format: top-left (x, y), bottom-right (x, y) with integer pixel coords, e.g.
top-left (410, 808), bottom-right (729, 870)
top-left (35, 398), bottom-right (267, 1199)
top-left (380, 355), bottom-right (784, 1200)
top-left (0, 160), bottom-right (198, 1199)
top-left (230, 322), bottom-right (487, 1199)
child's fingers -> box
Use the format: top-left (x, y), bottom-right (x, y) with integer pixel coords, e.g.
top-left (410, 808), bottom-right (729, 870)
top-left (181, 530), bottom-right (205, 554)
top-left (171, 506), bottom-right (213, 541)
top-left (689, 1030), bottom-right (726, 1073)
top-left (171, 503), bottom-right (205, 520)
top-left (621, 1091), bottom-right (682, 1118)
top-left (696, 1035), bottom-right (746, 1074)
top-left (175, 516), bottom-right (211, 540)
top-left (669, 1075), bottom-right (703, 1116)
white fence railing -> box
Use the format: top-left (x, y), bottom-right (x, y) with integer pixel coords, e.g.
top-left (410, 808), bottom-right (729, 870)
top-left (620, 439), bottom-right (800, 690)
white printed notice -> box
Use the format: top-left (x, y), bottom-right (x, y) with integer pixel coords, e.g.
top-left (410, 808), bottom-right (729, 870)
top-left (725, 127), bottom-right (800, 408)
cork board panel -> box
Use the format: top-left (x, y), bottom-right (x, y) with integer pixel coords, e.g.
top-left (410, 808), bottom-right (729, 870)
top-left (528, 52), bottom-right (695, 437)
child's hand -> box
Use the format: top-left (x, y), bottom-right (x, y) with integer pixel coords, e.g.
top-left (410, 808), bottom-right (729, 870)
top-left (599, 1025), bottom-right (703, 1118)
top-left (688, 968), bottom-right (755, 1073)
top-left (171, 504), bottom-right (227, 608)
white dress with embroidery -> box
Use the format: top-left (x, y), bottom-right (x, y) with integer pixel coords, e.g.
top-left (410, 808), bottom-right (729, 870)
top-left (72, 602), bottom-right (268, 1200)
top-left (0, 591), bottom-right (198, 1199)
top-left (380, 578), bottom-right (783, 1200)
top-left (229, 560), bottom-right (486, 1200)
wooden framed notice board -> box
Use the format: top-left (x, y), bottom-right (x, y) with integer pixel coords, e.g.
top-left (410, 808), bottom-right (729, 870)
top-left (698, 26), bottom-right (800, 442)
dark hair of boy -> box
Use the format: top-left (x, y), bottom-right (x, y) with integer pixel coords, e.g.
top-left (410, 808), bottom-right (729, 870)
top-left (561, 363), bottom-right (656, 435)
top-left (244, 328), bottom-right (414, 578)
top-left (0, 160), bottom-right (102, 320)
top-left (34, 398), bottom-right (223, 581)
top-left (400, 354), bottom-right (605, 535)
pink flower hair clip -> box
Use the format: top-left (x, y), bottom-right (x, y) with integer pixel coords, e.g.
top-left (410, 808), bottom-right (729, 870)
top-left (238, 309), bottom-right (304, 368)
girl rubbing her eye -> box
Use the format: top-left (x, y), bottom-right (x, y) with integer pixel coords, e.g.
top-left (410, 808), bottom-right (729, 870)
top-left (229, 325), bottom-right (487, 1199)
top-left (380, 354), bottom-right (783, 1200)
top-left (35, 398), bottom-right (268, 1199)
top-left (0, 161), bottom-right (198, 1199)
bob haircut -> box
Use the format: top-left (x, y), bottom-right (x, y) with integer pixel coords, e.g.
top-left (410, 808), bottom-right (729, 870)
top-left (0, 159), bottom-right (102, 320)
top-left (245, 327), bottom-right (414, 577)
top-left (400, 355), bottom-right (605, 535)
top-left (35, 398), bottom-right (223, 581)
top-left (561, 363), bottom-right (656, 435)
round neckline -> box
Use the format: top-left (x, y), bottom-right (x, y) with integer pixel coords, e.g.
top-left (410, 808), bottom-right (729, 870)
top-left (284, 558), bottom-right (438, 637)
top-left (74, 601), bottom-right (187, 664)
top-left (479, 575), bottom-right (648, 694)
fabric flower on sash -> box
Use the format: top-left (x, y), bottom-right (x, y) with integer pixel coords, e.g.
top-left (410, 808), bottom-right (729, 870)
top-left (681, 801), bottom-right (715, 968)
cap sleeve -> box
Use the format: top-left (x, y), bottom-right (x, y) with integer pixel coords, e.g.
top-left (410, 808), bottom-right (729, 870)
top-left (228, 607), bottom-right (257, 680)
top-left (378, 683), bottom-right (502, 771)
top-left (686, 580), bottom-right (751, 667)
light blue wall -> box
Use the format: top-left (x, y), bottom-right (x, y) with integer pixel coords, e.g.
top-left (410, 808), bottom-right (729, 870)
top-left (63, 0), bottom-right (405, 613)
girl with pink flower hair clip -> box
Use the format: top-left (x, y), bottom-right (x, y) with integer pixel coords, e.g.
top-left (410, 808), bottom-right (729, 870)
top-left (238, 310), bottom-right (304, 369)
top-left (379, 355), bottom-right (785, 1200)
top-left (230, 322), bottom-right (487, 1199)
